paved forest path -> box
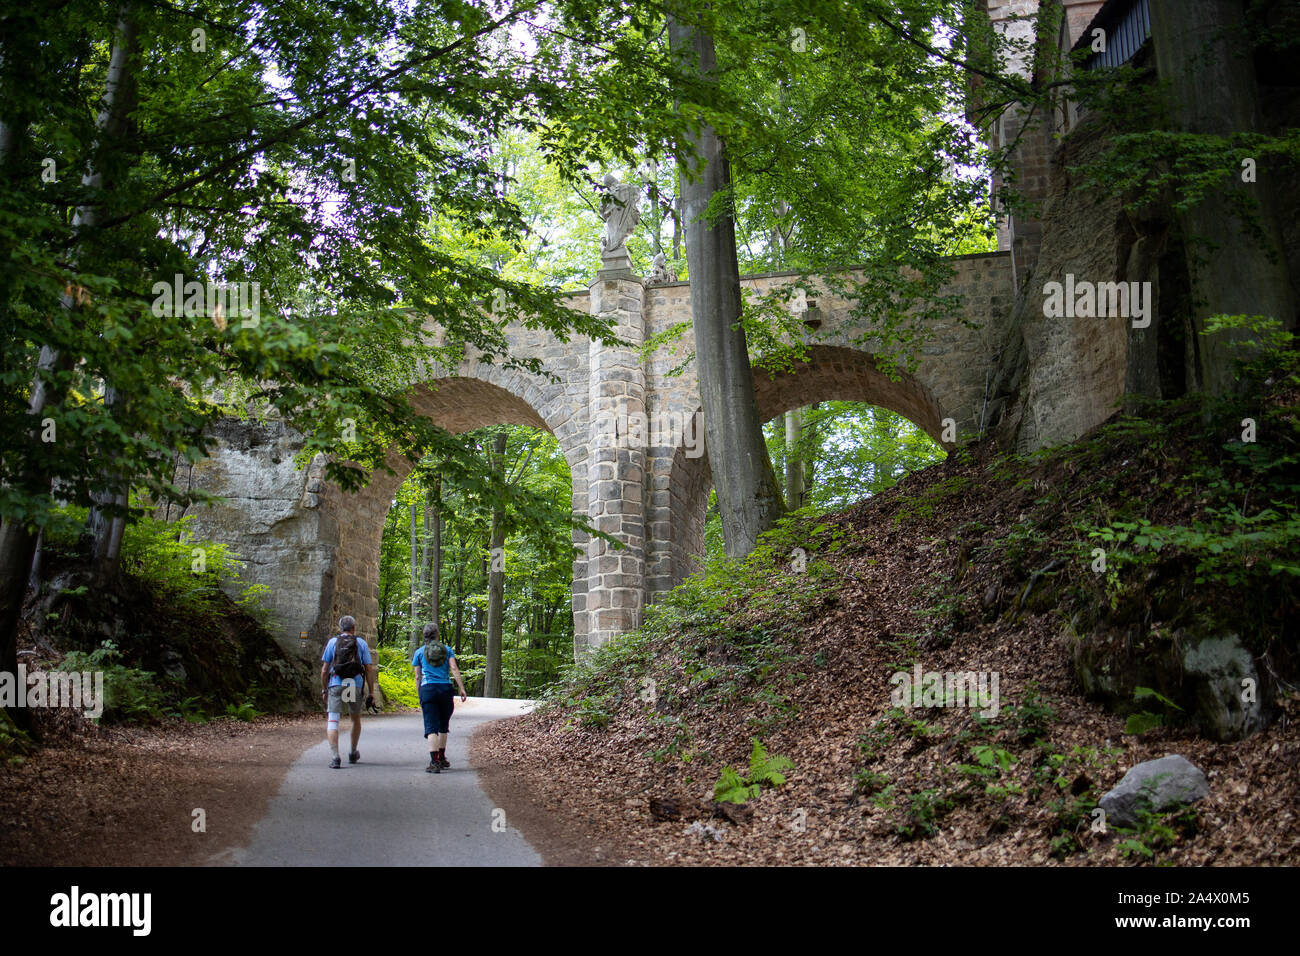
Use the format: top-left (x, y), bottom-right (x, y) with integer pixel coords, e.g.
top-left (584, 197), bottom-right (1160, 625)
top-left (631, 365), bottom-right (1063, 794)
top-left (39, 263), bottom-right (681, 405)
top-left (219, 698), bottom-right (541, 866)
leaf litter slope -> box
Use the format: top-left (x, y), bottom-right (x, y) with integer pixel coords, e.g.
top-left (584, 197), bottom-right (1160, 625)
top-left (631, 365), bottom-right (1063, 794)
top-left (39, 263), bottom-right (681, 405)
top-left (476, 395), bottom-right (1300, 866)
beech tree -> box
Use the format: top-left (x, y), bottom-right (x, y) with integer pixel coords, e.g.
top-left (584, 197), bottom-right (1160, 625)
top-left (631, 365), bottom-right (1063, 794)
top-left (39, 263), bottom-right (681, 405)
top-left (655, 0), bottom-right (1001, 556)
top-left (668, 9), bottom-right (787, 558)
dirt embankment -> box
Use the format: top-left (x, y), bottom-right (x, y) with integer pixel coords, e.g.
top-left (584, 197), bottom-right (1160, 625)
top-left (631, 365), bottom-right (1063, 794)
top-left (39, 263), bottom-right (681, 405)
top-left (474, 406), bottom-right (1300, 867)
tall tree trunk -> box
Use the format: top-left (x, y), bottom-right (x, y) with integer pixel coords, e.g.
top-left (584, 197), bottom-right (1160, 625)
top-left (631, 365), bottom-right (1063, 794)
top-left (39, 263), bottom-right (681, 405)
top-left (668, 12), bottom-right (786, 558)
top-left (427, 478), bottom-right (441, 629)
top-left (804, 402), bottom-right (818, 491)
top-left (417, 490), bottom-right (432, 641)
top-left (784, 407), bottom-right (806, 510)
top-left (88, 385), bottom-right (130, 581)
top-left (771, 198), bottom-right (791, 268)
top-left (648, 159), bottom-right (664, 257)
top-left (0, 517), bottom-right (36, 729)
top-left (672, 182), bottom-right (683, 261)
top-left (27, 531), bottom-right (44, 593)
top-left (408, 501), bottom-right (419, 653)
top-left (0, 113), bottom-right (12, 171)
top-left (83, 4), bottom-right (141, 578)
top-left (485, 431), bottom-right (507, 698)
top-left (0, 7), bottom-right (138, 723)
top-left (474, 550), bottom-right (486, 655)
top-left (418, 499), bottom-right (431, 594)
top-left (0, 34), bottom-right (19, 170)
top-left (453, 557), bottom-right (464, 654)
top-left (1149, 0), bottom-right (1297, 395)
top-left (0, 344), bottom-right (75, 708)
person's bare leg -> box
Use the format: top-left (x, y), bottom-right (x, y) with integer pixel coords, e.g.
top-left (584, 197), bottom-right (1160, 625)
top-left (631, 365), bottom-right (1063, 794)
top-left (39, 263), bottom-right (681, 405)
top-left (350, 713), bottom-right (362, 755)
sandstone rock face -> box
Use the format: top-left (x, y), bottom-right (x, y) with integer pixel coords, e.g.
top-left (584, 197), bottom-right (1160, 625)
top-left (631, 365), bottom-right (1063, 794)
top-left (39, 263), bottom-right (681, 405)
top-left (1182, 634), bottom-right (1265, 742)
top-left (1099, 755), bottom-right (1210, 828)
top-left (1070, 622), bottom-right (1269, 742)
top-left (180, 419), bottom-right (337, 662)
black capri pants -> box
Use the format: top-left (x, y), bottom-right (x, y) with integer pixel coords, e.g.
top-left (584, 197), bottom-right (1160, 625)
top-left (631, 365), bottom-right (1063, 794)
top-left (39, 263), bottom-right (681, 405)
top-left (419, 682), bottom-right (455, 735)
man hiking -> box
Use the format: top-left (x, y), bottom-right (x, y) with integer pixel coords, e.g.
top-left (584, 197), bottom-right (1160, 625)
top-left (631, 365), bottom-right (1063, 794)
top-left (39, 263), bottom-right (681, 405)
top-left (411, 623), bottom-right (468, 773)
top-left (321, 615), bottom-right (377, 769)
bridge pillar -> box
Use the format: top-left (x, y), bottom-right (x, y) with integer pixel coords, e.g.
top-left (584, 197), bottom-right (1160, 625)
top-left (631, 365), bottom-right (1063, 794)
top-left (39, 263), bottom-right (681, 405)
top-left (582, 269), bottom-right (648, 651)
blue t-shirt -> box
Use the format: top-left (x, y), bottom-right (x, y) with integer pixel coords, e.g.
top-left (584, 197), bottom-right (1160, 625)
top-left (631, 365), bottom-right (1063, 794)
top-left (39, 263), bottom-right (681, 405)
top-left (322, 635), bottom-right (372, 689)
top-left (412, 643), bottom-right (455, 685)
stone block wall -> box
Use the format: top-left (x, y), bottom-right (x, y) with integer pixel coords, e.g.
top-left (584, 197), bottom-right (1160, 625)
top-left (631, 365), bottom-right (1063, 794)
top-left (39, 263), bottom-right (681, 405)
top-left (1010, 114), bottom-right (1130, 451)
top-left (584, 273), bottom-right (649, 650)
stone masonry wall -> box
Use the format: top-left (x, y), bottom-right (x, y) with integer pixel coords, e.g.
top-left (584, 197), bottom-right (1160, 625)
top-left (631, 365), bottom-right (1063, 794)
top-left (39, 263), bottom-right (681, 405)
top-left (584, 274), bottom-right (649, 650)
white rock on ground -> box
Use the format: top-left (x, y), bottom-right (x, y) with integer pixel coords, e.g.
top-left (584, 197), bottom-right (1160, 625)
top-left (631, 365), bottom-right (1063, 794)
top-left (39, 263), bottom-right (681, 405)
top-left (1099, 754), bottom-right (1209, 828)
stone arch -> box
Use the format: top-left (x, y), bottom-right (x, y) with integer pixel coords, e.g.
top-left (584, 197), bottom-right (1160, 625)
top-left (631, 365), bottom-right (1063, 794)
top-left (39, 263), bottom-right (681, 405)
top-left (654, 346), bottom-right (947, 595)
top-left (320, 371), bottom-right (590, 650)
top-left (658, 442), bottom-right (712, 594)
top-left (751, 345), bottom-right (949, 443)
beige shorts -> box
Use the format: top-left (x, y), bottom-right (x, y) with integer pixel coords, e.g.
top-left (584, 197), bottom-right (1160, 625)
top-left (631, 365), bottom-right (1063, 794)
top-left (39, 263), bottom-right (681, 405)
top-left (327, 682), bottom-right (363, 715)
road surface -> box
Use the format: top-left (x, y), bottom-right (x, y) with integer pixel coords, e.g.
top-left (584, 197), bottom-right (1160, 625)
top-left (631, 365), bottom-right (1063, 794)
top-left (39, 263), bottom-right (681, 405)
top-left (218, 697), bottom-right (540, 866)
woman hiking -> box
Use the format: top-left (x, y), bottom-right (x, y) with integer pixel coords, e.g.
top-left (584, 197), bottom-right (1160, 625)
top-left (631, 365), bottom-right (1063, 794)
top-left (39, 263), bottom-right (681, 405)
top-left (411, 623), bottom-right (468, 773)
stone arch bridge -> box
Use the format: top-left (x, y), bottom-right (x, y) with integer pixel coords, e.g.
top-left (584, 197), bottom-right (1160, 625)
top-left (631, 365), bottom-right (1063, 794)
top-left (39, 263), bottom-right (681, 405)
top-left (186, 253), bottom-right (1013, 661)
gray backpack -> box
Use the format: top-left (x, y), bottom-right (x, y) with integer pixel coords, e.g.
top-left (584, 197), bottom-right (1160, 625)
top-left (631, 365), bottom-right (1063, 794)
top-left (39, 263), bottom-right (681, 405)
top-left (423, 639), bottom-right (447, 668)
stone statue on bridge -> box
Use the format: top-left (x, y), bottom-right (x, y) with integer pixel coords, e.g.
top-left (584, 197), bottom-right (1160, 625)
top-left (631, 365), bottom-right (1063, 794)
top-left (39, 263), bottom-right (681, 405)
top-left (647, 252), bottom-right (677, 285)
top-left (599, 172), bottom-right (641, 266)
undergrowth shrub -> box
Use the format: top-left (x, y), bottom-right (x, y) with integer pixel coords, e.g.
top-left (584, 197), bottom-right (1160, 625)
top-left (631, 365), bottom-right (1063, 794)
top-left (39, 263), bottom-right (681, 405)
top-left (44, 505), bottom-right (271, 625)
top-left (540, 512), bottom-right (840, 724)
top-left (374, 644), bottom-right (420, 708)
top-left (225, 697), bottom-right (263, 721)
top-left (54, 641), bottom-right (165, 723)
top-left (455, 653), bottom-right (487, 694)
top-left (0, 709), bottom-right (35, 765)
top-left (119, 512), bottom-right (272, 624)
top-left (988, 315), bottom-right (1300, 651)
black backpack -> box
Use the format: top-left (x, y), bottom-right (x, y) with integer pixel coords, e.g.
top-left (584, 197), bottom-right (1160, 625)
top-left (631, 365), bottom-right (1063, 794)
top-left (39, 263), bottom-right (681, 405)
top-left (332, 633), bottom-right (365, 679)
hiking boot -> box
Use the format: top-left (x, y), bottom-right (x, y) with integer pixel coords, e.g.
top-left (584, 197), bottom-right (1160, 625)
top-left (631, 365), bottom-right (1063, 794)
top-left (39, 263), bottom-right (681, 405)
top-left (426, 760), bottom-right (441, 774)
top-left (329, 756), bottom-right (342, 769)
top-left (438, 753), bottom-right (450, 769)
top-left (349, 749), bottom-right (360, 764)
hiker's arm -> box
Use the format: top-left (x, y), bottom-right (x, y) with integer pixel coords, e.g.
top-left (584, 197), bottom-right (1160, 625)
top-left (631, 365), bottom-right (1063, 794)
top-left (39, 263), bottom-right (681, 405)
top-left (319, 662), bottom-right (330, 698)
top-left (366, 659), bottom-right (377, 697)
top-left (450, 658), bottom-right (467, 700)
top-left (412, 666), bottom-right (422, 683)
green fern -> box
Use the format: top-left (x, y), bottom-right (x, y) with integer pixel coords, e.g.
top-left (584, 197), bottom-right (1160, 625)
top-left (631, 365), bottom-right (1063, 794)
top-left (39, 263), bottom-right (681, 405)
top-left (714, 766), bottom-right (759, 804)
top-left (713, 738), bottom-right (795, 804)
top-left (748, 737), bottom-right (794, 787)
top-left (225, 698), bottom-right (262, 722)
top-left (1134, 686), bottom-right (1182, 711)
top-left (1125, 686), bottom-right (1183, 735)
